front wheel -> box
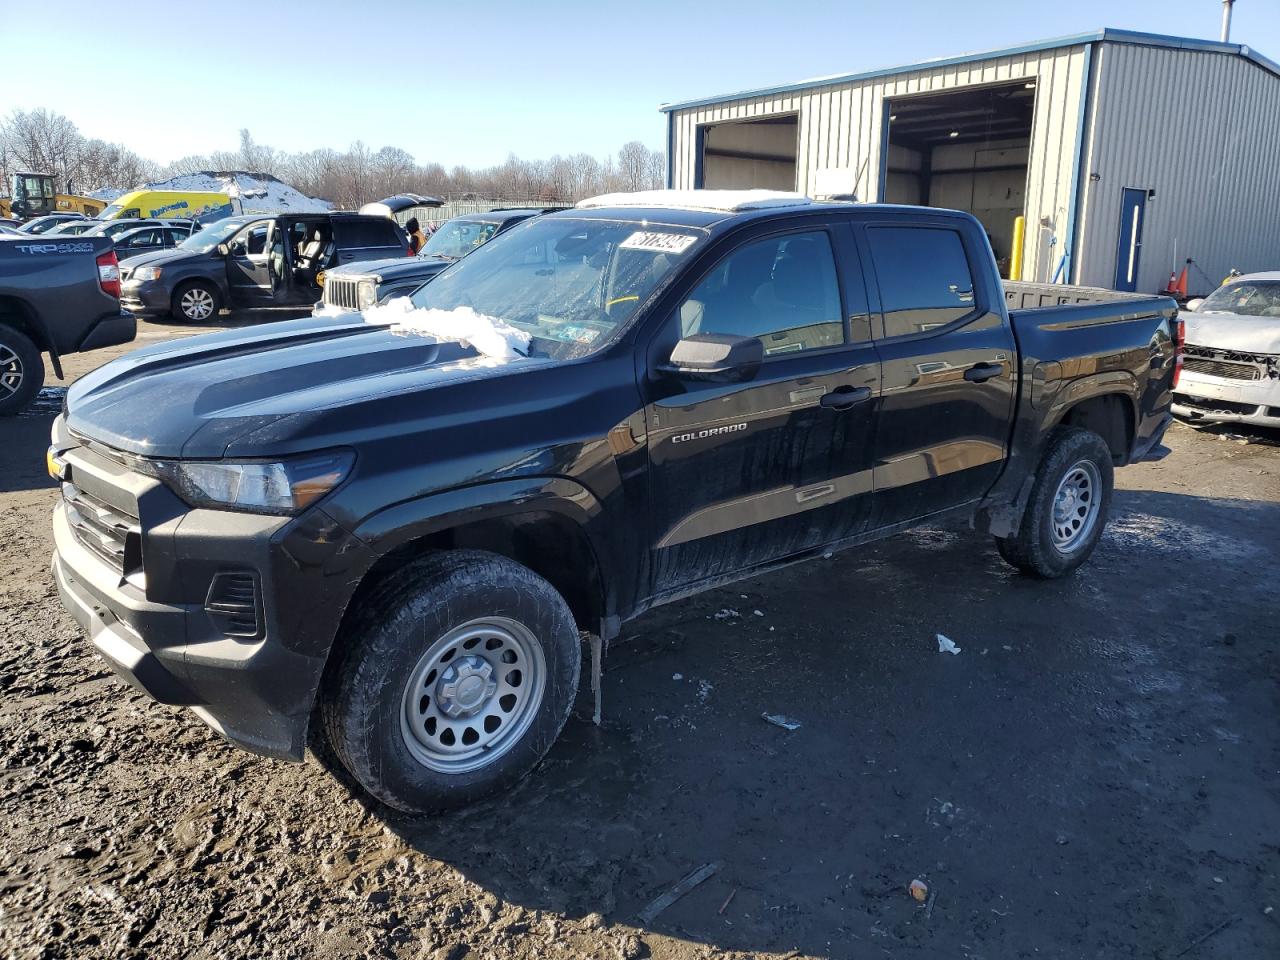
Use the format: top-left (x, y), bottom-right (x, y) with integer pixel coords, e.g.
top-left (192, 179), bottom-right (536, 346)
top-left (0, 324), bottom-right (44, 416)
top-left (321, 551), bottom-right (581, 813)
top-left (994, 427), bottom-right (1114, 578)
top-left (171, 281), bottom-right (220, 322)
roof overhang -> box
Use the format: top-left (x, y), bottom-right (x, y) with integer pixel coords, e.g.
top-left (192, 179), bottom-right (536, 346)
top-left (658, 28), bottom-right (1280, 114)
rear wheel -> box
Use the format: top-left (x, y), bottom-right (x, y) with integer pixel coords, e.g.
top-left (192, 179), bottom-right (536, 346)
top-left (321, 551), bottom-right (581, 813)
top-left (0, 324), bottom-right (44, 416)
top-left (994, 427), bottom-right (1113, 578)
top-left (172, 281), bottom-right (219, 322)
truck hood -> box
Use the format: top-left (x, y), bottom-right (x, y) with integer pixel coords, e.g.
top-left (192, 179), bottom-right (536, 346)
top-left (1185, 311), bottom-right (1280, 354)
top-left (65, 313), bottom-right (544, 458)
top-left (328, 254), bottom-right (452, 282)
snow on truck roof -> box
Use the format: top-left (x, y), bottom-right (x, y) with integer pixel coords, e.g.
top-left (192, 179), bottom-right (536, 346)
top-left (575, 189), bottom-right (813, 214)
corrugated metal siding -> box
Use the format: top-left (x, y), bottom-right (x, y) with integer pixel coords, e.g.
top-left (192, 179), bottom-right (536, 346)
top-left (669, 46), bottom-right (1089, 283)
top-left (1076, 42), bottom-right (1280, 293)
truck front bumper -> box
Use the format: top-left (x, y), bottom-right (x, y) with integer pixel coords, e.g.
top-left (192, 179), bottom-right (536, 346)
top-left (1173, 369), bottom-right (1280, 428)
top-left (50, 437), bottom-right (371, 760)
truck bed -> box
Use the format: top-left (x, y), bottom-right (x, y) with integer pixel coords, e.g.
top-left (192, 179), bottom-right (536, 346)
top-left (1003, 280), bottom-right (1156, 310)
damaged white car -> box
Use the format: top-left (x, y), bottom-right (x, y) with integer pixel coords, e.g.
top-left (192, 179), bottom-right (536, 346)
top-left (1173, 272), bottom-right (1280, 429)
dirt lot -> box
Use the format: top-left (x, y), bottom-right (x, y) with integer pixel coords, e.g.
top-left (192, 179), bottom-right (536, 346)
top-left (1, 319), bottom-right (1277, 960)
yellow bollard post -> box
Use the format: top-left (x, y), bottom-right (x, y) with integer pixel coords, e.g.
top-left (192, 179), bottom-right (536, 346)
top-left (1009, 215), bottom-right (1026, 281)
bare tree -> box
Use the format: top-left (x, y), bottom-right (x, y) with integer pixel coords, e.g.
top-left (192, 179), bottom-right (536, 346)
top-left (617, 140), bottom-right (650, 192)
top-left (2, 106), bottom-right (666, 209)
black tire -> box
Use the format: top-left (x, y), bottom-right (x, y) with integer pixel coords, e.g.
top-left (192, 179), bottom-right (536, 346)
top-left (321, 550), bottom-right (581, 813)
top-left (994, 426), bottom-right (1114, 579)
top-left (0, 324), bottom-right (44, 416)
top-left (171, 280), bottom-right (220, 322)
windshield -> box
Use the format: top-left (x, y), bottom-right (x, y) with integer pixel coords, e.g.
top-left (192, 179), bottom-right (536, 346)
top-left (1198, 281), bottom-right (1280, 318)
top-left (421, 219), bottom-right (500, 259)
top-left (407, 216), bottom-right (701, 360)
top-left (180, 218), bottom-right (259, 253)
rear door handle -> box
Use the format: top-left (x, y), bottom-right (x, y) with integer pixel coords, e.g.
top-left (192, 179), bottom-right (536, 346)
top-left (820, 385), bottom-right (872, 410)
top-left (964, 362), bottom-right (1004, 383)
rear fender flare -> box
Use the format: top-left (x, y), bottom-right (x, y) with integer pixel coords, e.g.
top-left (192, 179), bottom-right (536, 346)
top-left (0, 295), bottom-right (60, 372)
top-left (1042, 371), bottom-right (1138, 447)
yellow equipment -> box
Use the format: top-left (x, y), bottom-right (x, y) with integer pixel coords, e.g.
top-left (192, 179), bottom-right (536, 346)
top-left (99, 189), bottom-right (238, 221)
top-left (4, 173), bottom-right (105, 220)
top-left (1009, 215), bottom-right (1026, 281)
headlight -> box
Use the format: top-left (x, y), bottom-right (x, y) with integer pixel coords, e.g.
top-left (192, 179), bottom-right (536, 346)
top-left (357, 279), bottom-right (377, 310)
top-left (137, 450), bottom-right (354, 515)
top-left (132, 266), bottom-right (162, 281)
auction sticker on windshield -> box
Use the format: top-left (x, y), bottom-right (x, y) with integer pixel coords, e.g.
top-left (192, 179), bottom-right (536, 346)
top-left (619, 231), bottom-right (698, 254)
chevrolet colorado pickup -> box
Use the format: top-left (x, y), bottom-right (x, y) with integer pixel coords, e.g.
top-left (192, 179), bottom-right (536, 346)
top-left (49, 190), bottom-right (1179, 812)
top-left (0, 234), bottom-right (134, 414)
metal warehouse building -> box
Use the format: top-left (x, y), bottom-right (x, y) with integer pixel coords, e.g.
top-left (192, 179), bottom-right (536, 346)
top-left (661, 29), bottom-right (1280, 294)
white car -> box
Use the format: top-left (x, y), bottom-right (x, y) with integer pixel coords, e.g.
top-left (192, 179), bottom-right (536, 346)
top-left (1173, 272), bottom-right (1280, 429)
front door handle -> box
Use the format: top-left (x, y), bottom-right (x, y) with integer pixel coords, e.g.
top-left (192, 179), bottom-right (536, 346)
top-left (964, 362), bottom-right (1004, 383)
top-left (820, 385), bottom-right (872, 410)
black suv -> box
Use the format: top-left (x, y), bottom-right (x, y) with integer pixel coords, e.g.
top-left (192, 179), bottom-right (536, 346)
top-left (319, 208), bottom-right (560, 311)
top-left (120, 212), bottom-right (408, 321)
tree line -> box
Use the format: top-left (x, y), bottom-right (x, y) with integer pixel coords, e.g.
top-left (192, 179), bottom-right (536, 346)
top-left (0, 110), bottom-right (666, 207)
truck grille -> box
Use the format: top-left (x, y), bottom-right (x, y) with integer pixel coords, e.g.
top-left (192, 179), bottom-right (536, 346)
top-left (63, 482), bottom-right (141, 577)
top-left (1183, 344), bottom-right (1277, 382)
top-left (325, 277), bottom-right (361, 310)
top-left (1182, 357), bottom-right (1260, 381)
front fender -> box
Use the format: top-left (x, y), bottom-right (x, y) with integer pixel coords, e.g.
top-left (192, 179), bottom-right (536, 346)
top-left (351, 476), bottom-right (617, 629)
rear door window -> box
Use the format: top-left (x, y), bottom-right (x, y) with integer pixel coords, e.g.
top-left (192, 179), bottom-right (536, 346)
top-left (868, 226), bottom-right (976, 338)
top-left (677, 231), bottom-right (845, 356)
top-left (337, 218), bottom-right (399, 249)
top-left (122, 229), bottom-right (160, 249)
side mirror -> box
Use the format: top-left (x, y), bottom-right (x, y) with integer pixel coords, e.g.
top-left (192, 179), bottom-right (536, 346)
top-left (216, 243), bottom-right (230, 256)
top-left (657, 334), bottom-right (764, 383)
top-left (1185, 298), bottom-right (1204, 312)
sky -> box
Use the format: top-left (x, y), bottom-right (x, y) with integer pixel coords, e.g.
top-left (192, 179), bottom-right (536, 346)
top-left (5, 0), bottom-right (1278, 170)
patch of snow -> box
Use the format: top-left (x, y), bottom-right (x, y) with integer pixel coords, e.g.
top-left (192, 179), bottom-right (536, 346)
top-left (137, 171), bottom-right (331, 214)
top-left (362, 297), bottom-right (530, 359)
top-left (761, 713), bottom-right (802, 731)
top-left (87, 187), bottom-right (124, 202)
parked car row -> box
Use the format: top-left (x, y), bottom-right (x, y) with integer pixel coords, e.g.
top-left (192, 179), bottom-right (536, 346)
top-left (120, 212), bottom-right (408, 321)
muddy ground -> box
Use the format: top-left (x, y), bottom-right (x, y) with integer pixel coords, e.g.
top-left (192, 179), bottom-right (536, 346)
top-left (1, 316), bottom-right (1277, 960)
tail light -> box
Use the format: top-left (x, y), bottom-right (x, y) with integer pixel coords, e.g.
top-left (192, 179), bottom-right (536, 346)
top-left (1171, 317), bottom-right (1185, 388)
top-left (96, 250), bottom-right (121, 299)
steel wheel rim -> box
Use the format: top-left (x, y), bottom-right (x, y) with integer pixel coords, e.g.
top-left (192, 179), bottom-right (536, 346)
top-left (1051, 459), bottom-right (1101, 552)
top-left (399, 616), bottom-right (546, 774)
top-left (0, 344), bottom-right (21, 399)
top-left (181, 288), bottom-right (214, 320)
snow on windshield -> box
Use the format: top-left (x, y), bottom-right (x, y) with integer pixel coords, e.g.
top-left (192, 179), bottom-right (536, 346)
top-left (362, 297), bottom-right (531, 359)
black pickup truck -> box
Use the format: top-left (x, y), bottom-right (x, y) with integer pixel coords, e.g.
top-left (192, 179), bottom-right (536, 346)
top-left (0, 234), bottom-right (135, 414)
top-left (49, 193), bottom-right (1179, 812)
